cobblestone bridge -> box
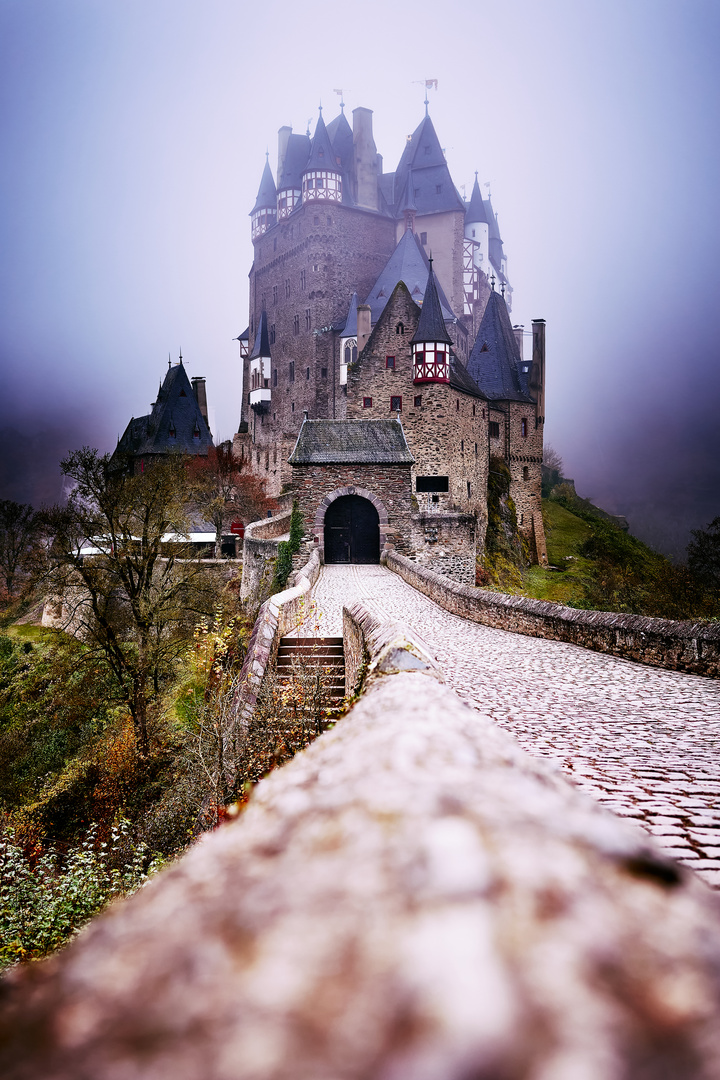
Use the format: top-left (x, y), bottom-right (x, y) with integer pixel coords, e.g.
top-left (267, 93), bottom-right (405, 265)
top-left (294, 564), bottom-right (720, 890)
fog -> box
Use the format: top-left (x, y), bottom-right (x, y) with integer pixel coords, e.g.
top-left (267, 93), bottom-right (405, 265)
top-left (1, 0), bottom-right (718, 557)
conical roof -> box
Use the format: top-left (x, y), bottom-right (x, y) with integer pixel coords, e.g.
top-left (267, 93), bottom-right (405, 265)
top-left (278, 133), bottom-right (310, 191)
top-left (251, 156), bottom-right (277, 213)
top-left (410, 258), bottom-right (452, 346)
top-left (364, 229), bottom-right (455, 323)
top-left (466, 176), bottom-right (489, 225)
top-left (467, 290), bottom-right (531, 402)
top-left (249, 311), bottom-right (271, 360)
top-left (390, 114), bottom-right (464, 216)
top-left (340, 292), bottom-right (359, 337)
top-left (326, 110), bottom-right (354, 174)
top-left (305, 111), bottom-right (340, 172)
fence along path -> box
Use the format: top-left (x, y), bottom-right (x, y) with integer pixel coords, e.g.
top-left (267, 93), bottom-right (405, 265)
top-left (301, 563), bottom-right (720, 889)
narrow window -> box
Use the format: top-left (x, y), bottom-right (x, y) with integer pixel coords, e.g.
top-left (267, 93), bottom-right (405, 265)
top-left (396, 322), bottom-right (405, 335)
top-left (289, 361), bottom-right (295, 382)
top-left (273, 369), bottom-right (277, 387)
top-left (467, 481), bottom-right (471, 498)
top-left (420, 231), bottom-right (427, 245)
top-left (461, 440), bottom-right (464, 452)
top-left (305, 308), bottom-right (311, 331)
top-left (523, 466), bottom-right (529, 480)
top-left (269, 323), bottom-right (276, 344)
top-left (293, 314), bottom-right (300, 335)
top-left (414, 395), bottom-right (422, 407)
top-left (386, 355), bottom-right (395, 369)
top-left (291, 402), bottom-right (295, 412)
top-left (456, 399), bottom-right (459, 411)
top-left (521, 418), bottom-right (528, 437)
top-left (326, 215), bottom-right (332, 225)
top-left (391, 395), bottom-right (402, 412)
top-left (363, 397), bottom-right (373, 408)
top-left (193, 424), bottom-right (200, 440)
top-left (474, 443), bottom-right (478, 455)
top-left (436, 184), bottom-right (442, 194)
top-left (472, 404), bottom-right (476, 417)
top-left (272, 285), bottom-right (278, 305)
top-left (321, 367), bottom-right (327, 379)
top-left (306, 366), bottom-right (310, 379)
top-left (489, 421), bottom-right (500, 438)
top-left (168, 423), bottom-right (176, 439)
top-left (300, 269), bottom-right (306, 289)
top-left (285, 278), bottom-right (291, 298)
top-left (313, 215), bottom-right (319, 225)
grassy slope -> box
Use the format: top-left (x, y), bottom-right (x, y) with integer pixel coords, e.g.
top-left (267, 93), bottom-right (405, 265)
top-left (521, 501), bottom-right (593, 605)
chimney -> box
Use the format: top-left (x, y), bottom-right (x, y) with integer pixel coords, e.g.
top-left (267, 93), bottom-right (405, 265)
top-left (352, 107), bottom-right (378, 211)
top-left (513, 325), bottom-right (524, 361)
top-left (191, 377), bottom-right (209, 426)
top-left (529, 319), bottom-right (546, 421)
top-left (357, 305), bottom-right (371, 353)
top-left (277, 125), bottom-right (292, 183)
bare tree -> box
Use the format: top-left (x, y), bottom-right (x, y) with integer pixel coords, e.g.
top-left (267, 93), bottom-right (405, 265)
top-left (42, 448), bottom-right (218, 754)
top-left (190, 442), bottom-right (275, 558)
top-left (0, 500), bottom-right (39, 598)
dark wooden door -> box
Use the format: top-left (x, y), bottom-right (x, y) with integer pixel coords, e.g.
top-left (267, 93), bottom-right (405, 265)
top-left (324, 495), bottom-right (380, 564)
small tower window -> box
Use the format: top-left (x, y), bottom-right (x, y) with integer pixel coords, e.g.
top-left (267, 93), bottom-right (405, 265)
top-left (391, 395), bottom-right (402, 412)
top-left (456, 399), bottom-right (459, 411)
top-left (321, 367), bottom-right (327, 379)
top-left (285, 279), bottom-right (291, 298)
top-left (293, 314), bottom-right (300, 335)
top-left (489, 421), bottom-right (500, 438)
top-left (269, 323), bottom-right (276, 344)
top-left (306, 366), bottom-right (310, 379)
top-left (193, 424), bottom-right (200, 440)
top-left (344, 340), bottom-right (357, 365)
top-left (168, 423), bottom-right (176, 439)
top-left (272, 285), bottom-right (278, 305)
top-left (300, 269), bottom-right (306, 289)
top-left (523, 466), bottom-right (529, 480)
top-left (414, 395), bottom-right (422, 407)
top-left (289, 361), bottom-right (295, 382)
top-left (467, 481), bottom-right (471, 498)
top-left (305, 308), bottom-right (311, 330)
top-left (386, 355), bottom-right (395, 369)
top-left (396, 322), bottom-right (405, 335)
top-left (363, 397), bottom-right (373, 408)
top-left (521, 418), bottom-right (528, 438)
top-left (273, 369), bottom-right (277, 387)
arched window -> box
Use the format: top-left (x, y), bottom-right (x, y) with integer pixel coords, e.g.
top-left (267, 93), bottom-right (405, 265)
top-left (523, 466), bottom-right (529, 481)
top-left (344, 339), bottom-right (358, 365)
top-left (396, 322), bottom-right (405, 335)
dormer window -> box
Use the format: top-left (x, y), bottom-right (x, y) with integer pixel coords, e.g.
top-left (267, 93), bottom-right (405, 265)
top-left (168, 423), bottom-right (176, 439)
top-left (193, 424), bottom-right (200, 440)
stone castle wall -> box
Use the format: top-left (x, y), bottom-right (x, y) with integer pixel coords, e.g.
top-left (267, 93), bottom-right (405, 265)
top-left (409, 512), bottom-right (477, 585)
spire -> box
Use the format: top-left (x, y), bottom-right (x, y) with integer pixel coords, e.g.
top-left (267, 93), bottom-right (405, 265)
top-left (466, 174), bottom-right (489, 225)
top-left (249, 311), bottom-right (271, 360)
top-left (340, 292), bottom-right (359, 337)
top-left (467, 290), bottom-right (530, 402)
top-left (305, 110), bottom-right (339, 172)
top-left (411, 257), bottom-right (452, 346)
top-left (251, 156), bottom-right (277, 213)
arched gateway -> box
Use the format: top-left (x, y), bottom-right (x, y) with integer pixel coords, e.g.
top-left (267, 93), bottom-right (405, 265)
top-left (324, 494), bottom-right (380, 564)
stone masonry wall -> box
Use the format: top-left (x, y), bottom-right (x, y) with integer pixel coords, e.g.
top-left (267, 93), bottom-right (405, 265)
top-left (409, 511), bottom-right (476, 584)
top-left (5, 602), bottom-right (720, 1079)
top-left (386, 549), bottom-right (720, 677)
top-left (346, 283), bottom-right (489, 541)
top-left (239, 509), bottom-right (293, 603)
top-left (290, 461), bottom-right (414, 564)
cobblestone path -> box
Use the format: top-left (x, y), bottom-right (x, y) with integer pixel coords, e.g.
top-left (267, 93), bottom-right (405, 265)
top-left (296, 564), bottom-right (720, 889)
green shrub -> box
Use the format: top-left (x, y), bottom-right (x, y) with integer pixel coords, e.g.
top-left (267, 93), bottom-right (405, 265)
top-left (0, 819), bottom-right (165, 970)
top-left (271, 502), bottom-right (304, 592)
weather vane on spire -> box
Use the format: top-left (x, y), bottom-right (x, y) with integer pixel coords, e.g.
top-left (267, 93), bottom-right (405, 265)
top-left (333, 88), bottom-right (345, 113)
top-left (412, 79), bottom-right (438, 115)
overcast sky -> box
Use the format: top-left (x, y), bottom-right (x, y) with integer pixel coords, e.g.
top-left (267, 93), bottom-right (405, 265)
top-left (1, 0), bottom-right (718, 556)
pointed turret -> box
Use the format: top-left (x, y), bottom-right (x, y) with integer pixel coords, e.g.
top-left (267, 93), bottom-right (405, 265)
top-left (467, 290), bottom-right (530, 402)
top-left (302, 109), bottom-right (342, 204)
top-left (391, 114), bottom-right (464, 216)
top-left (248, 312), bottom-right (272, 413)
top-left (339, 292), bottom-right (359, 385)
top-left (466, 175), bottom-right (489, 226)
top-left (465, 174), bottom-right (490, 272)
top-left (277, 129), bottom-right (310, 219)
top-left (411, 257), bottom-right (452, 384)
top-left (365, 229), bottom-right (455, 324)
top-left (250, 155), bottom-right (277, 240)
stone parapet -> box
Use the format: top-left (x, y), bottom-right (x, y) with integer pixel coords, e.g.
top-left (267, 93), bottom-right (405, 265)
top-left (385, 550), bottom-right (720, 677)
top-left (3, 604), bottom-right (720, 1078)
top-left (240, 509), bottom-right (293, 602)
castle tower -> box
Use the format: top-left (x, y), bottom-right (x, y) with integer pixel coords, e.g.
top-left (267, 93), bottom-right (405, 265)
top-left (250, 155), bottom-right (277, 240)
top-left (465, 175), bottom-right (489, 270)
top-left (411, 258), bottom-right (453, 383)
top-left (301, 110), bottom-right (342, 205)
top-left (248, 311), bottom-right (272, 416)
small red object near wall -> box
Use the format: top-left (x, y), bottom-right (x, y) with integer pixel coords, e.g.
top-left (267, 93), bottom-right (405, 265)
top-left (230, 520), bottom-right (245, 538)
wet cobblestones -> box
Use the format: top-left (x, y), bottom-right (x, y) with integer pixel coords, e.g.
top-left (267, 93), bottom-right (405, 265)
top-left (299, 564), bottom-right (720, 889)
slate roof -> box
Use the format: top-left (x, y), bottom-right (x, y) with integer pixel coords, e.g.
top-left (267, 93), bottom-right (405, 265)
top-left (364, 229), bottom-right (455, 323)
top-left (467, 290), bottom-right (532, 403)
top-left (289, 419), bottom-right (414, 465)
top-left (411, 259), bottom-right (452, 345)
top-left (388, 115), bottom-right (465, 217)
top-left (340, 292), bottom-right (359, 337)
top-left (278, 133), bottom-right (310, 191)
top-left (449, 356), bottom-right (486, 399)
top-left (305, 112), bottom-right (340, 172)
top-left (466, 176), bottom-right (489, 225)
top-left (251, 157), bottom-right (277, 214)
top-left (115, 362), bottom-right (214, 460)
top-left (326, 110), bottom-right (354, 175)
top-left (249, 311), bottom-right (271, 360)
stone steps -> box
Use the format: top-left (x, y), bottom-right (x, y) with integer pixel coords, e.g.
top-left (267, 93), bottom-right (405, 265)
top-left (274, 637), bottom-right (345, 706)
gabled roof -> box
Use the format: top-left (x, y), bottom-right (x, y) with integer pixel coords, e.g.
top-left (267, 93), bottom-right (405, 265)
top-left (340, 292), bottom-right (359, 337)
top-left (364, 229), bottom-right (455, 323)
top-left (410, 258), bottom-right (452, 345)
top-left (249, 311), bottom-right (271, 360)
top-left (289, 419), bottom-right (414, 465)
top-left (466, 176), bottom-right (489, 225)
top-left (305, 112), bottom-right (340, 172)
top-left (278, 133), bottom-right (310, 191)
top-left (449, 355), bottom-right (486, 399)
top-left (251, 157), bottom-right (277, 214)
top-left (115, 362), bottom-right (214, 459)
top-left (326, 110), bottom-right (354, 174)
top-left (467, 290), bottom-right (532, 403)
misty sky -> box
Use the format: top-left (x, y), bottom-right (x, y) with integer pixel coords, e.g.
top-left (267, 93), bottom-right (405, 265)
top-left (1, 0), bottom-right (719, 556)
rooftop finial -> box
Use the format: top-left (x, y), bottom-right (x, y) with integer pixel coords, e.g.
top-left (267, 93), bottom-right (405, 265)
top-left (501, 281), bottom-right (506, 297)
top-left (475, 170), bottom-right (478, 181)
top-left (265, 148), bottom-right (269, 161)
top-left (428, 253), bottom-right (434, 272)
top-left (306, 117), bottom-right (311, 136)
top-left (490, 273), bottom-right (496, 292)
top-left (179, 348), bottom-right (183, 364)
top-left (333, 88), bottom-right (345, 112)
top-left (168, 353), bottom-right (171, 369)
top-left (318, 100), bottom-right (323, 116)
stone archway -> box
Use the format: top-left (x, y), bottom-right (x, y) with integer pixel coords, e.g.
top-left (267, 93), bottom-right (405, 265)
top-left (314, 486), bottom-right (389, 564)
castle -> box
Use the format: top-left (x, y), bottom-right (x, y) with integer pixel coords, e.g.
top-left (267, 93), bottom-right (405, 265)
top-left (232, 100), bottom-right (548, 579)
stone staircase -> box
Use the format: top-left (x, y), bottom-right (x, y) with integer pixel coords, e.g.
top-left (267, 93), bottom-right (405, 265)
top-left (274, 636), bottom-right (346, 715)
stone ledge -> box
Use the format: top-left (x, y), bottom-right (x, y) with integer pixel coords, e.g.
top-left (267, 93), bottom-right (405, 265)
top-left (3, 660), bottom-right (720, 1077)
top-left (385, 550), bottom-right (720, 677)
